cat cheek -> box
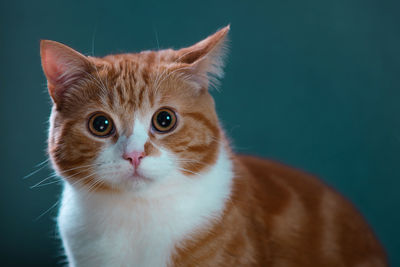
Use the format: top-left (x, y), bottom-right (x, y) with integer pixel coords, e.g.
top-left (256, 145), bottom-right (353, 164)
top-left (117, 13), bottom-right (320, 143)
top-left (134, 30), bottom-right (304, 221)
top-left (138, 149), bottom-right (176, 180)
top-left (93, 143), bottom-right (127, 178)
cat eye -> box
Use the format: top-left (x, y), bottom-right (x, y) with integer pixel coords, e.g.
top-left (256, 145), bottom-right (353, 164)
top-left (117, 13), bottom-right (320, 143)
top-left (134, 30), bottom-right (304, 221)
top-left (88, 112), bottom-right (115, 137)
top-left (152, 108), bottom-right (177, 133)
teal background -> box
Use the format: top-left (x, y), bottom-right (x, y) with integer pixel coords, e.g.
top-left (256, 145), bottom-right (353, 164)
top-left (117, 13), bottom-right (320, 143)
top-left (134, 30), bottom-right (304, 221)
top-left (1, 0), bottom-right (399, 266)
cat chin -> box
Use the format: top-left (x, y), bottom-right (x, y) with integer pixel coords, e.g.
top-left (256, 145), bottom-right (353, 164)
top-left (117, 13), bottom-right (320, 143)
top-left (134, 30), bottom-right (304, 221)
top-left (122, 178), bottom-right (152, 192)
top-left (88, 174), bottom-right (151, 193)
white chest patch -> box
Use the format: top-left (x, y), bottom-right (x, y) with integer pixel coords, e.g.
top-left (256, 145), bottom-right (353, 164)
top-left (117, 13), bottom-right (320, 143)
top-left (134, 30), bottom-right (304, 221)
top-left (58, 146), bottom-right (233, 267)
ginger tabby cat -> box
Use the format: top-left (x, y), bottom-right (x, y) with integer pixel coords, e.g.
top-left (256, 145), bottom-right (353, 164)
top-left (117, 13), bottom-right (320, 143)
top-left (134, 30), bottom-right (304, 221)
top-left (40, 26), bottom-right (387, 266)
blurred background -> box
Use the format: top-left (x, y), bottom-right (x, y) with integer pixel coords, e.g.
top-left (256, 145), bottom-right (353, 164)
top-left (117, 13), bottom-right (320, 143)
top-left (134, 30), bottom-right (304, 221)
top-left (1, 0), bottom-right (399, 266)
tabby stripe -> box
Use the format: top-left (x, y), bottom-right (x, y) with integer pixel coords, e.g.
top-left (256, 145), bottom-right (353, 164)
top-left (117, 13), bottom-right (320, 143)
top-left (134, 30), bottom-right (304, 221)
top-left (138, 86), bottom-right (145, 109)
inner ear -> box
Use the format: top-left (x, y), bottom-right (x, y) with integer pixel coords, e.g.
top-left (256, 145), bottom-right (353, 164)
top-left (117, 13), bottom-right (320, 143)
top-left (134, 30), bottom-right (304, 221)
top-left (175, 26), bottom-right (229, 65)
top-left (171, 26), bottom-right (230, 90)
top-left (178, 48), bottom-right (212, 65)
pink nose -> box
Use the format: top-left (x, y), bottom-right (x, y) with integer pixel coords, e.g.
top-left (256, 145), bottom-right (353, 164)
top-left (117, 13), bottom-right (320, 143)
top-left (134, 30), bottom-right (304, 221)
top-left (123, 151), bottom-right (145, 168)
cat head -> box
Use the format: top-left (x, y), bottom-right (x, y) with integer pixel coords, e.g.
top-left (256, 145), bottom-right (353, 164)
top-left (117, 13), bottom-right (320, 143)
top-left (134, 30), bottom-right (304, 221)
top-left (40, 26), bottom-right (230, 193)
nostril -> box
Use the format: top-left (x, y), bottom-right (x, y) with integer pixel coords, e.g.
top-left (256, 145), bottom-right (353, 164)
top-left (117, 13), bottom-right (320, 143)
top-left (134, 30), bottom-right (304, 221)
top-left (123, 151), bottom-right (145, 167)
top-left (123, 154), bottom-right (133, 163)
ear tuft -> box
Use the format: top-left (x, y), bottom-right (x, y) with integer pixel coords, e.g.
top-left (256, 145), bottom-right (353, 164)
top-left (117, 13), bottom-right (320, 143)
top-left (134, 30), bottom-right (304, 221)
top-left (174, 25), bottom-right (230, 90)
top-left (40, 40), bottom-right (92, 103)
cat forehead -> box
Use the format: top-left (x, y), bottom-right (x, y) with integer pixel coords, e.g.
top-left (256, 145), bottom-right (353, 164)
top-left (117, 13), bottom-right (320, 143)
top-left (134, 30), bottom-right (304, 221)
top-left (83, 53), bottom-right (171, 106)
top-left (91, 50), bottom-right (184, 102)
top-left (95, 49), bottom-right (177, 81)
top-left (95, 55), bottom-right (153, 89)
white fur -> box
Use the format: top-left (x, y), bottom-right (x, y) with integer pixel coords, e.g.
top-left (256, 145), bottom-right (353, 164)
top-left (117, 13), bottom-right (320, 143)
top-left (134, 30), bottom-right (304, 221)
top-left (126, 119), bottom-right (148, 153)
top-left (58, 132), bottom-right (233, 266)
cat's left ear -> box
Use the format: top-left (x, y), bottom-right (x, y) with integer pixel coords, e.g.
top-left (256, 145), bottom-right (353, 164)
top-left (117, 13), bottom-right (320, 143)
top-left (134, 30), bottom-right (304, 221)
top-left (173, 25), bottom-right (230, 90)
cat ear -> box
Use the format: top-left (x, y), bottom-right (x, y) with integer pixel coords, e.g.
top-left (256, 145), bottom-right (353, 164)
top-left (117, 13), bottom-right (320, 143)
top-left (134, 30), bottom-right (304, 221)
top-left (40, 40), bottom-right (92, 103)
top-left (173, 25), bottom-right (230, 90)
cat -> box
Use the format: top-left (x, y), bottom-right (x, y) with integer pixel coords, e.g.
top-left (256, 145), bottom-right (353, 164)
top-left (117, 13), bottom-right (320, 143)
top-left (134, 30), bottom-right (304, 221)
top-left (40, 26), bottom-right (387, 266)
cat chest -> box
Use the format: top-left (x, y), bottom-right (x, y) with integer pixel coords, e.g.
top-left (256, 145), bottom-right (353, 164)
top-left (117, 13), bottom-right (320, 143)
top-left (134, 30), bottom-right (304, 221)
top-left (58, 192), bottom-right (184, 267)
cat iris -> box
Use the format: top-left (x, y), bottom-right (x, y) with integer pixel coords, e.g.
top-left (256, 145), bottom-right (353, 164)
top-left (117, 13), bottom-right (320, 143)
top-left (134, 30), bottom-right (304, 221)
top-left (152, 108), bottom-right (177, 133)
top-left (88, 112), bottom-right (115, 137)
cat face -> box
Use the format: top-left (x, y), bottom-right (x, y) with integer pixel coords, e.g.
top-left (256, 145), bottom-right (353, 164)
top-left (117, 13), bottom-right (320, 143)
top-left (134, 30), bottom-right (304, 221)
top-left (41, 26), bottom-right (229, 193)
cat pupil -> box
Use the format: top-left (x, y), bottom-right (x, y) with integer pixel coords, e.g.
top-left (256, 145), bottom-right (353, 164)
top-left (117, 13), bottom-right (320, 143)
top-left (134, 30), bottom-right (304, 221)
top-left (93, 116), bottom-right (109, 132)
top-left (157, 111), bottom-right (172, 128)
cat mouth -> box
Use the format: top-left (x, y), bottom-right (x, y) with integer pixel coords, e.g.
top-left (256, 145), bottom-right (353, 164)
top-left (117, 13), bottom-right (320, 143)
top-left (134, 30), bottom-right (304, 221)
top-left (130, 169), bottom-right (151, 181)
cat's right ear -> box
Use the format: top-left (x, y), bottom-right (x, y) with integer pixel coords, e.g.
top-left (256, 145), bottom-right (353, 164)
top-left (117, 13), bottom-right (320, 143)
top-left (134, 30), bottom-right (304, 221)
top-left (40, 40), bottom-right (92, 104)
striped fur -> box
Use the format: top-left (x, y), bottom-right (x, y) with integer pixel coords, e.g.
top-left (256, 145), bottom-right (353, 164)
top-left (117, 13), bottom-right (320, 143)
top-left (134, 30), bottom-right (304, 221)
top-left (41, 26), bottom-right (387, 266)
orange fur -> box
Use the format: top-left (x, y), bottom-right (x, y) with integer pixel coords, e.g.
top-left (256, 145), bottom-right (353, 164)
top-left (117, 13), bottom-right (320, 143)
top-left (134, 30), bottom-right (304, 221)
top-left (171, 154), bottom-right (387, 266)
top-left (41, 26), bottom-right (387, 266)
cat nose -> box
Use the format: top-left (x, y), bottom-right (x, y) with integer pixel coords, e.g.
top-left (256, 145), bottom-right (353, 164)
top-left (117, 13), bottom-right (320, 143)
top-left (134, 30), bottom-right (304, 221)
top-left (123, 151), bottom-right (145, 168)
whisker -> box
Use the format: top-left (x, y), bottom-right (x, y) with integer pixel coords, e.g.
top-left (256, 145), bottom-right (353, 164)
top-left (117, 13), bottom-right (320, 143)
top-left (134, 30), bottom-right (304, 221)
top-left (176, 167), bottom-right (203, 177)
top-left (68, 171), bottom-right (97, 189)
top-left (33, 171), bottom-right (98, 221)
top-left (56, 162), bottom-right (103, 175)
top-left (35, 158), bottom-right (50, 168)
top-left (34, 200), bottom-right (61, 222)
top-left (91, 25), bottom-right (97, 57)
top-left (153, 26), bottom-right (160, 50)
top-left (87, 179), bottom-right (105, 194)
top-left (32, 179), bottom-right (63, 188)
top-left (30, 164), bottom-right (100, 189)
top-left (177, 159), bottom-right (212, 168)
top-left (24, 162), bottom-right (49, 179)
top-left (30, 174), bottom-right (58, 189)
